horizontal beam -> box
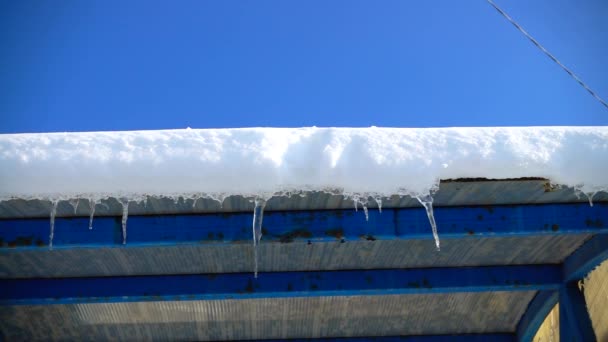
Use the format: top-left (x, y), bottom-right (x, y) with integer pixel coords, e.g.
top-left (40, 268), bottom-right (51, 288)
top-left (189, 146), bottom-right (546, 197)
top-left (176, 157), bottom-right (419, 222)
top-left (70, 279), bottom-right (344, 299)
top-left (0, 203), bottom-right (606, 249)
top-left (515, 291), bottom-right (558, 342)
top-left (563, 234), bottom-right (608, 282)
top-left (0, 265), bottom-right (561, 306)
top-left (252, 334), bottom-right (515, 342)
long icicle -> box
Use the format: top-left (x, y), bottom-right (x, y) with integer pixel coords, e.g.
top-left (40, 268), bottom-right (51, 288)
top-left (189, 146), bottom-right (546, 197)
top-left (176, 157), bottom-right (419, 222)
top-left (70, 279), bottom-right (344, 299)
top-left (252, 198), bottom-right (266, 278)
top-left (416, 194), bottom-right (440, 251)
top-left (49, 200), bottom-right (59, 250)
top-left (88, 198), bottom-right (96, 229)
top-left (362, 204), bottom-right (369, 222)
top-left (120, 198), bottom-right (129, 245)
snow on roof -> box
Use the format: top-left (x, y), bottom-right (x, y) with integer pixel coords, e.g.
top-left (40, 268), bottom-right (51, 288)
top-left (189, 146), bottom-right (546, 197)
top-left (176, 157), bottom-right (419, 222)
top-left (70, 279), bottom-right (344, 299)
top-left (1, 126), bottom-right (607, 202)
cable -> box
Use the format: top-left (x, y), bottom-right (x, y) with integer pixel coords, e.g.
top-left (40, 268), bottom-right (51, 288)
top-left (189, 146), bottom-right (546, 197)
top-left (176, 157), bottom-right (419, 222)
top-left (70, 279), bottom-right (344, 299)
top-left (486, 0), bottom-right (608, 110)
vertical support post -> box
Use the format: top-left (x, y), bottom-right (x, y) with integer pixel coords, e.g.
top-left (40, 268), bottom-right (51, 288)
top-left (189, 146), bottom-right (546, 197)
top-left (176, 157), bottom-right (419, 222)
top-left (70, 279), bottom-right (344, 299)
top-left (558, 284), bottom-right (596, 342)
top-left (515, 291), bottom-right (558, 342)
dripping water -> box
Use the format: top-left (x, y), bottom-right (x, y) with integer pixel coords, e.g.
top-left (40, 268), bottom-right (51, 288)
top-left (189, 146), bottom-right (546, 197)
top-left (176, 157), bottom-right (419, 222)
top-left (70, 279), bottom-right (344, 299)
top-left (362, 204), bottom-right (369, 222)
top-left (88, 199), bottom-right (96, 229)
top-left (416, 194), bottom-right (440, 251)
top-left (252, 198), bottom-right (266, 278)
top-left (120, 198), bottom-right (129, 245)
top-left (49, 200), bottom-right (59, 250)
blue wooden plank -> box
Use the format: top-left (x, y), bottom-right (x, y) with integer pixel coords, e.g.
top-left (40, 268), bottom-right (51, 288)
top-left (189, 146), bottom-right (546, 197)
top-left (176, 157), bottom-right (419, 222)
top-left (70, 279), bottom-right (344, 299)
top-left (251, 334), bottom-right (515, 342)
top-left (563, 234), bottom-right (608, 282)
top-left (559, 285), bottom-right (596, 342)
top-left (0, 203), bottom-right (606, 249)
top-left (515, 291), bottom-right (558, 342)
top-left (0, 265), bottom-right (561, 306)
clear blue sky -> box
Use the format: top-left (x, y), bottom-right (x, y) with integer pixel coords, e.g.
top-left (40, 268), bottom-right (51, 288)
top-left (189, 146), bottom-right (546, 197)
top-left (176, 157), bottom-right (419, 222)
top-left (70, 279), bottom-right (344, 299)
top-left (1, 0), bottom-right (607, 133)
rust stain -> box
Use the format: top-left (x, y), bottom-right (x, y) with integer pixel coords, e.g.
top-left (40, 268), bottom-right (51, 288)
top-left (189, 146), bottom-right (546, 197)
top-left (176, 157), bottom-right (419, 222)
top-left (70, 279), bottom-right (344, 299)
top-left (244, 279), bottom-right (254, 293)
top-left (279, 229), bottom-right (313, 243)
top-left (6, 236), bottom-right (34, 248)
top-left (585, 218), bottom-right (604, 228)
top-left (325, 228), bottom-right (344, 239)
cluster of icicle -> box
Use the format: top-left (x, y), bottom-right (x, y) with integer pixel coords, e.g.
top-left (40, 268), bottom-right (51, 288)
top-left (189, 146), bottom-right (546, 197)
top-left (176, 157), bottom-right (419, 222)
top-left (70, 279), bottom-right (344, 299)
top-left (30, 185), bottom-right (603, 277)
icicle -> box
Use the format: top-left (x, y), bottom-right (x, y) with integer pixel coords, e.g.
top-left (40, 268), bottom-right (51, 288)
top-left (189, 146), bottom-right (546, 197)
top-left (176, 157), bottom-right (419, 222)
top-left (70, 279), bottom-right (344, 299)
top-left (49, 200), bottom-right (59, 250)
top-left (252, 198), bottom-right (266, 278)
top-left (362, 204), bottom-right (369, 222)
top-left (585, 192), bottom-right (596, 207)
top-left (69, 199), bottom-right (79, 215)
top-left (98, 201), bottom-right (110, 211)
top-left (120, 198), bottom-right (129, 245)
top-left (575, 188), bottom-right (597, 207)
top-left (416, 194), bottom-right (440, 251)
top-left (375, 197), bottom-right (383, 214)
top-left (88, 198), bottom-right (96, 229)
top-left (353, 197), bottom-right (359, 212)
top-left (192, 197), bottom-right (199, 209)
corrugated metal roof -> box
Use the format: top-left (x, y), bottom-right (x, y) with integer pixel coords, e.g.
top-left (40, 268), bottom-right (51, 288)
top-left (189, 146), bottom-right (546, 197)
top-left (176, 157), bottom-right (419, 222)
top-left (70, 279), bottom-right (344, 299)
top-left (1, 292), bottom-right (536, 341)
top-left (1, 179), bottom-right (606, 341)
top-left (0, 235), bottom-right (590, 278)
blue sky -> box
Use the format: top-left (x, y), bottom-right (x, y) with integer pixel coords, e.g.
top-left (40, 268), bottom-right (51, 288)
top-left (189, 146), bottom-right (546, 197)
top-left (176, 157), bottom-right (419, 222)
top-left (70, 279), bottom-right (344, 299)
top-left (1, 0), bottom-right (607, 133)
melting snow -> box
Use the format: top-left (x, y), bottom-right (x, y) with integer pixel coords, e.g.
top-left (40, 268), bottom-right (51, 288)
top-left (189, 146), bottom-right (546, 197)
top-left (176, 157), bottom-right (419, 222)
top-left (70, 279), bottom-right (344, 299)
top-left (1, 127), bottom-right (607, 200)
top-left (1, 126), bottom-right (607, 255)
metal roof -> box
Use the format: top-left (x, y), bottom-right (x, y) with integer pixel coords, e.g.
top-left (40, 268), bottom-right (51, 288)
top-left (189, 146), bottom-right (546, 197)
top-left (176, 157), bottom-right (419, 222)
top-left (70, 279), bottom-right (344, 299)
top-left (1, 179), bottom-right (607, 341)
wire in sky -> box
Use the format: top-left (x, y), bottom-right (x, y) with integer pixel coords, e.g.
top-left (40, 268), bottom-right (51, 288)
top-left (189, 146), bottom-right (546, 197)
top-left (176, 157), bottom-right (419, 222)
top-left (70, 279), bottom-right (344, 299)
top-left (486, 0), bottom-right (608, 110)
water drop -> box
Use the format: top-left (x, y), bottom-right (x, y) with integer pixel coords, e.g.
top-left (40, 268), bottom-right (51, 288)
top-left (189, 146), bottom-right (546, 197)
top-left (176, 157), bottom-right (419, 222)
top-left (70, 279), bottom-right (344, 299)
top-left (416, 194), bottom-right (440, 251)
top-left (49, 200), bottom-right (59, 250)
top-left (252, 198), bottom-right (266, 278)
top-left (363, 204), bottom-right (369, 222)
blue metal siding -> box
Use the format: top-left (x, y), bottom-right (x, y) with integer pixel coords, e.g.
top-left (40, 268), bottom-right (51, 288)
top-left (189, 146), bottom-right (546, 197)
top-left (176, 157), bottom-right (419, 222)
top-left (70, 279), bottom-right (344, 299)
top-left (1, 265), bottom-right (561, 306)
top-left (0, 203), bottom-right (605, 248)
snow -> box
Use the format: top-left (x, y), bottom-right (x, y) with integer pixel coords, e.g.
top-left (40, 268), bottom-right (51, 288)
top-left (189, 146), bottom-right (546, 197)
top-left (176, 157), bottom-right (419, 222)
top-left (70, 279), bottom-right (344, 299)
top-left (1, 126), bottom-right (607, 202)
top-left (2, 126), bottom-right (607, 255)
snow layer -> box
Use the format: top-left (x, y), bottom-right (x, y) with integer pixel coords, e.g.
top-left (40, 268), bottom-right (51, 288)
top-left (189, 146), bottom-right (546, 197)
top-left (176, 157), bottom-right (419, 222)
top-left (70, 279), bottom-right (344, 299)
top-left (0, 127), bottom-right (607, 202)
